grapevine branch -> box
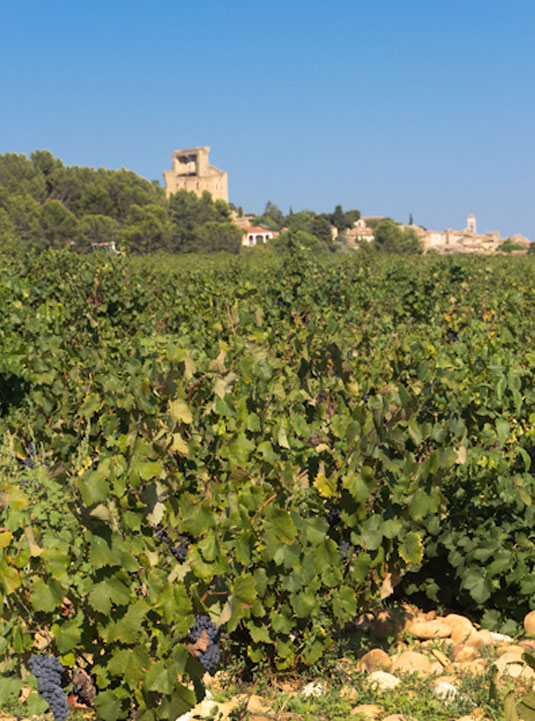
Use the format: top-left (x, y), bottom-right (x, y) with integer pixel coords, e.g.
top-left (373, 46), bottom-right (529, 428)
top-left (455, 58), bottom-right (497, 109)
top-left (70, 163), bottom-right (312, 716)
top-left (251, 493), bottom-right (277, 524)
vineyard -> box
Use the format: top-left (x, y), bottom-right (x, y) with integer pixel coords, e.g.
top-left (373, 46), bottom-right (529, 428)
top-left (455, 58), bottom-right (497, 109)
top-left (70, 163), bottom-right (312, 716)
top-left (2, 247), bottom-right (535, 720)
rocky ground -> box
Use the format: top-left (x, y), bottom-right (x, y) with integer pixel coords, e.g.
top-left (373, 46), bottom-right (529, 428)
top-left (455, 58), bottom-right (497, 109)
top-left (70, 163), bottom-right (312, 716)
top-left (178, 605), bottom-right (535, 721)
top-left (4, 605), bottom-right (535, 721)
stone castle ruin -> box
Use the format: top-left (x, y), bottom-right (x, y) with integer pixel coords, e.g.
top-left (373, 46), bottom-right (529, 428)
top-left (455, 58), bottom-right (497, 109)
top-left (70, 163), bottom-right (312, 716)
top-left (162, 146), bottom-right (228, 202)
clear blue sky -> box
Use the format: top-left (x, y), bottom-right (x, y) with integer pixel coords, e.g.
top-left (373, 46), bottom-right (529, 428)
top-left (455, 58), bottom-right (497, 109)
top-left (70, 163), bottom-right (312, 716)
top-left (1, 0), bottom-right (534, 238)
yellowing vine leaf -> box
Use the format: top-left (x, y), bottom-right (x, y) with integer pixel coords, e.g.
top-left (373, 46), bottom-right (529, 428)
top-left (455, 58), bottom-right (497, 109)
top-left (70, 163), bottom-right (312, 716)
top-left (169, 398), bottom-right (192, 424)
top-left (0, 530), bottom-right (12, 548)
top-left (399, 532), bottom-right (424, 565)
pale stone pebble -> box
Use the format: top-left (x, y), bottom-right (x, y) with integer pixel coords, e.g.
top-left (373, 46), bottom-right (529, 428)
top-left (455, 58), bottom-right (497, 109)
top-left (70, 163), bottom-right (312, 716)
top-left (465, 629), bottom-right (494, 649)
top-left (358, 648), bottom-right (392, 672)
top-left (494, 652), bottom-right (527, 667)
top-left (391, 650), bottom-right (433, 674)
top-left (352, 704), bottom-right (383, 719)
top-left (452, 659), bottom-right (487, 675)
top-left (524, 610), bottom-right (535, 635)
top-left (367, 670), bottom-right (401, 691)
top-left (199, 700), bottom-right (235, 719)
top-left (199, 694), bottom-right (270, 720)
top-left (408, 620), bottom-right (452, 639)
top-left (301, 681), bottom-right (324, 697)
top-left (452, 644), bottom-right (479, 663)
top-left (451, 627), bottom-right (473, 644)
top-left (279, 680), bottom-right (300, 692)
top-left (494, 654), bottom-right (535, 680)
top-left (495, 644), bottom-right (525, 657)
top-left (490, 631), bottom-right (513, 643)
top-left (506, 663), bottom-right (535, 681)
top-left (443, 613), bottom-right (475, 643)
top-left (434, 681), bottom-right (459, 700)
top-left (519, 639), bottom-right (535, 651)
top-left (382, 715), bottom-right (409, 721)
top-left (175, 696), bottom-right (217, 721)
top-left (223, 694), bottom-right (269, 719)
top-left (203, 671), bottom-right (224, 691)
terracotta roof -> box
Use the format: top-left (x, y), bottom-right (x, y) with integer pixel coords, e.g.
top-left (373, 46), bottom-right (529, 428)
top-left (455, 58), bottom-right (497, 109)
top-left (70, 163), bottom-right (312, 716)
top-left (243, 226), bottom-right (276, 235)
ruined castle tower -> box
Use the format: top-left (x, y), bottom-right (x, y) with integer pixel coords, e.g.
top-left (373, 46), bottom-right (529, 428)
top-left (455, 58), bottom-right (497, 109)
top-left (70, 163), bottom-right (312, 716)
top-left (163, 146), bottom-right (228, 202)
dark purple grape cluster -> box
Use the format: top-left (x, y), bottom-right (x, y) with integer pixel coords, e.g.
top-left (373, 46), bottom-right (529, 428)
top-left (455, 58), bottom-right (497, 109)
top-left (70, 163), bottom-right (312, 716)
top-left (188, 614), bottom-right (221, 644)
top-left (188, 614), bottom-right (221, 675)
top-left (338, 540), bottom-right (352, 560)
top-left (18, 443), bottom-right (47, 473)
top-left (171, 536), bottom-right (189, 562)
top-left (199, 644), bottom-right (221, 674)
top-left (154, 524), bottom-right (190, 561)
top-left (338, 541), bottom-right (362, 561)
top-left (326, 506), bottom-right (341, 528)
top-left (28, 654), bottom-right (69, 721)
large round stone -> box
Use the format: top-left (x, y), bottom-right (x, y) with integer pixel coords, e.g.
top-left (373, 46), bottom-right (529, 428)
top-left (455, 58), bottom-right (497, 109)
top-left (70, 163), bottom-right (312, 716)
top-left (391, 651), bottom-right (433, 674)
top-left (367, 671), bottom-right (401, 691)
top-left (524, 610), bottom-right (535, 635)
top-left (408, 620), bottom-right (452, 639)
top-left (442, 613), bottom-right (474, 643)
top-left (358, 648), bottom-right (392, 672)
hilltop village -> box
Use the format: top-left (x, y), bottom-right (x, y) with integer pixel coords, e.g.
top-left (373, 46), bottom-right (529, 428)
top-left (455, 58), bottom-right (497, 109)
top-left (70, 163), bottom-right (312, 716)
top-left (163, 147), bottom-right (532, 255)
top-left (345, 214), bottom-right (531, 255)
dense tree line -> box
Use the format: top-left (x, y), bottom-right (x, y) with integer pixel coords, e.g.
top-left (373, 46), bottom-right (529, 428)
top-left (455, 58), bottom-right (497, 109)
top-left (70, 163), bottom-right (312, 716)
top-left (0, 151), bottom-right (421, 255)
top-left (252, 201), bottom-right (362, 252)
top-left (252, 201), bottom-right (423, 254)
top-left (0, 151), bottom-right (244, 255)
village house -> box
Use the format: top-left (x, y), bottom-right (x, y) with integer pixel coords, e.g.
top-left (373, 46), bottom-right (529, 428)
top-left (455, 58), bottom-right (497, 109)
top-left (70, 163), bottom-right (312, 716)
top-left (231, 213), bottom-right (280, 247)
top-left (239, 225), bottom-right (278, 247)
